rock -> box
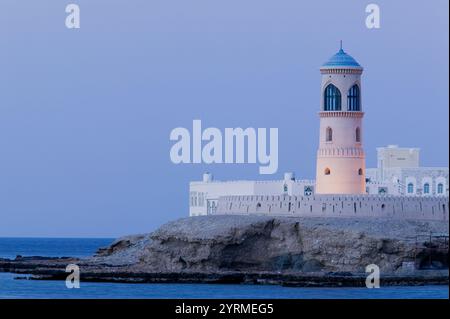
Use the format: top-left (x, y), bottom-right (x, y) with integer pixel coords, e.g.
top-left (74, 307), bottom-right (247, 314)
top-left (89, 215), bottom-right (449, 274)
top-left (0, 215), bottom-right (448, 286)
top-left (95, 235), bottom-right (145, 257)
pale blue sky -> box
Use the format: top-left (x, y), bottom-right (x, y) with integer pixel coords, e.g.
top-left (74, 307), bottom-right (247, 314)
top-left (0, 0), bottom-right (448, 237)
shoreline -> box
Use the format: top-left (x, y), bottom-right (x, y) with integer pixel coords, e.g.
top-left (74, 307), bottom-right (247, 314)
top-left (1, 257), bottom-right (448, 288)
top-left (1, 215), bottom-right (448, 288)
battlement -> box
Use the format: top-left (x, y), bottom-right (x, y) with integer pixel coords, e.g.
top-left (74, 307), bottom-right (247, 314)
top-left (215, 194), bottom-right (449, 221)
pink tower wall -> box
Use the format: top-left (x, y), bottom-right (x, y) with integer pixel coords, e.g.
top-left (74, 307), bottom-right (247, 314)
top-left (316, 111), bottom-right (366, 194)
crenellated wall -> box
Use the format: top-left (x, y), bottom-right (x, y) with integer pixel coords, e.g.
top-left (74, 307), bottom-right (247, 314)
top-left (215, 195), bottom-right (449, 221)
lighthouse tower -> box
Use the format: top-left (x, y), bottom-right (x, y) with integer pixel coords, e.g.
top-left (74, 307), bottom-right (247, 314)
top-left (315, 44), bottom-right (366, 194)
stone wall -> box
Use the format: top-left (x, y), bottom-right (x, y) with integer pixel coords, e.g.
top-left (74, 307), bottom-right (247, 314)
top-left (216, 194), bottom-right (449, 221)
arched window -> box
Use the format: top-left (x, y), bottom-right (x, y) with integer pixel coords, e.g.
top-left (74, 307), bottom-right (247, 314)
top-left (358, 168), bottom-right (363, 175)
top-left (407, 183), bottom-right (414, 194)
top-left (326, 127), bottom-right (333, 142)
top-left (324, 84), bottom-right (341, 111)
top-left (356, 127), bottom-right (361, 142)
top-left (347, 84), bottom-right (360, 111)
top-left (438, 183), bottom-right (444, 194)
top-left (423, 183), bottom-right (430, 194)
top-left (324, 168), bottom-right (331, 175)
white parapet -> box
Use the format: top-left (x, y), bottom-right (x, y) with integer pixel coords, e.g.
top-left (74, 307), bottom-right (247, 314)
top-left (216, 194), bottom-right (449, 221)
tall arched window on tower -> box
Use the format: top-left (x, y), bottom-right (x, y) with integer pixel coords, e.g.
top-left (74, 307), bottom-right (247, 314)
top-left (355, 127), bottom-right (361, 142)
top-left (326, 127), bottom-right (333, 142)
top-left (347, 84), bottom-right (360, 111)
top-left (324, 84), bottom-right (341, 111)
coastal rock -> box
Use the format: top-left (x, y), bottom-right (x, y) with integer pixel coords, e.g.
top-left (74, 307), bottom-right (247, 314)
top-left (90, 215), bottom-right (449, 274)
top-left (1, 216), bottom-right (448, 286)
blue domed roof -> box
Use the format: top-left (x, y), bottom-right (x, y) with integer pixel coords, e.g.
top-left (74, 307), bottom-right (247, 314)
top-left (322, 48), bottom-right (361, 68)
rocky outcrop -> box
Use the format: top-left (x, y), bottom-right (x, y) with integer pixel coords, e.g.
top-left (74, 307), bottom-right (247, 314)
top-left (90, 215), bottom-right (449, 274)
top-left (1, 215), bottom-right (448, 286)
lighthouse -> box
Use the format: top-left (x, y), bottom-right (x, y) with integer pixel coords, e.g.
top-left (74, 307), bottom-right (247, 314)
top-left (315, 43), bottom-right (366, 194)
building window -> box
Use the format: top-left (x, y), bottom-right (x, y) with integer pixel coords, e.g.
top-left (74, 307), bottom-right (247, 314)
top-left (347, 84), bottom-right (360, 111)
top-left (190, 192), bottom-right (198, 207)
top-left (438, 183), bottom-right (444, 194)
top-left (423, 183), bottom-right (430, 194)
top-left (407, 183), bottom-right (414, 194)
top-left (326, 127), bottom-right (333, 142)
top-left (324, 84), bottom-right (341, 111)
top-left (356, 127), bottom-right (361, 142)
top-left (304, 186), bottom-right (313, 196)
top-left (324, 168), bottom-right (331, 175)
top-left (358, 168), bottom-right (363, 175)
top-left (201, 194), bottom-right (205, 206)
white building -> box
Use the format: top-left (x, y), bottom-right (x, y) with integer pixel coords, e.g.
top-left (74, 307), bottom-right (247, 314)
top-left (188, 46), bottom-right (449, 218)
top-left (189, 148), bottom-right (449, 216)
top-left (366, 145), bottom-right (448, 197)
top-left (190, 172), bottom-right (315, 216)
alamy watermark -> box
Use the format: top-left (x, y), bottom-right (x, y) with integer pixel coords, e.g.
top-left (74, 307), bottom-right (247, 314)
top-left (63, 4), bottom-right (379, 30)
top-left (65, 4), bottom-right (80, 29)
top-left (65, 3), bottom-right (380, 29)
top-left (366, 4), bottom-right (381, 29)
top-left (365, 264), bottom-right (380, 288)
top-left (169, 120), bottom-right (278, 175)
top-left (65, 264), bottom-right (80, 288)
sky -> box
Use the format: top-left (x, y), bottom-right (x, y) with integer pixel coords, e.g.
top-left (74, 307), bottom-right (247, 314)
top-left (0, 0), bottom-right (448, 237)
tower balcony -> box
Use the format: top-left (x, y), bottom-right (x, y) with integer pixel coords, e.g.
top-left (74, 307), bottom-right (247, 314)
top-left (317, 147), bottom-right (365, 158)
top-left (319, 111), bottom-right (364, 118)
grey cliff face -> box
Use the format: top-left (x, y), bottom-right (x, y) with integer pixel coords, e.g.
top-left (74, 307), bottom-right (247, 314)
top-left (90, 215), bottom-right (449, 274)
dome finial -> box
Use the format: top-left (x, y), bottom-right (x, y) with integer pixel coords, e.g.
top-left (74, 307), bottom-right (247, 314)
top-left (340, 40), bottom-right (343, 51)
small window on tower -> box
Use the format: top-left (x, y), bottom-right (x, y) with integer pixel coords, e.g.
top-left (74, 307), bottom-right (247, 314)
top-left (358, 168), bottom-right (363, 175)
top-left (324, 168), bottom-right (331, 175)
top-left (356, 127), bottom-right (361, 142)
top-left (326, 127), bottom-right (333, 142)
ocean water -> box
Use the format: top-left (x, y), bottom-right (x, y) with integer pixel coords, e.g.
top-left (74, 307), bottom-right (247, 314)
top-left (0, 238), bottom-right (448, 299)
top-left (0, 237), bottom-right (114, 260)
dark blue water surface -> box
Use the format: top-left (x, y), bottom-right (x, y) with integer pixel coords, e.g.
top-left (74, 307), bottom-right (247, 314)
top-left (0, 238), bottom-right (448, 299)
top-left (0, 237), bottom-right (114, 260)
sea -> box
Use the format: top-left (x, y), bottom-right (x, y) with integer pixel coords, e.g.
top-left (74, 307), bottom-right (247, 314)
top-left (0, 238), bottom-right (448, 299)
